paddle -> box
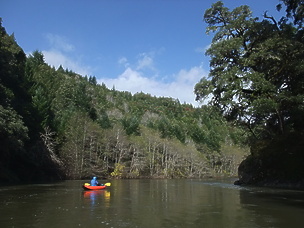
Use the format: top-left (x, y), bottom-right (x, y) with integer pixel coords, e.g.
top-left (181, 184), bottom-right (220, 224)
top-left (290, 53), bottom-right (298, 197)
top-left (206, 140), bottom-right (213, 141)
top-left (84, 183), bottom-right (111, 187)
top-left (84, 182), bottom-right (111, 186)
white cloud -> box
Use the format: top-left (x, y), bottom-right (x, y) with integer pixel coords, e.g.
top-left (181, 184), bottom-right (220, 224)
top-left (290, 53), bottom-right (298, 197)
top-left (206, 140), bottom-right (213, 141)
top-left (165, 66), bottom-right (207, 105)
top-left (98, 65), bottom-right (207, 106)
top-left (136, 53), bottom-right (155, 71)
top-left (43, 50), bottom-right (91, 76)
top-left (41, 33), bottom-right (92, 76)
top-left (45, 33), bottom-right (75, 52)
top-left (118, 57), bottom-right (129, 68)
top-left (119, 52), bottom-right (157, 72)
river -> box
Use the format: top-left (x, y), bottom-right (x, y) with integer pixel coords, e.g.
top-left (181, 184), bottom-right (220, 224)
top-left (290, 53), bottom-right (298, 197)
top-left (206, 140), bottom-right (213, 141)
top-left (1, 179), bottom-right (304, 228)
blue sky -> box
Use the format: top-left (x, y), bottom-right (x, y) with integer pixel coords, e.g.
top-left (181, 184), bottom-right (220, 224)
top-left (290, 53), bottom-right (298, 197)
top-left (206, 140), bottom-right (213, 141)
top-left (1, 0), bottom-right (283, 106)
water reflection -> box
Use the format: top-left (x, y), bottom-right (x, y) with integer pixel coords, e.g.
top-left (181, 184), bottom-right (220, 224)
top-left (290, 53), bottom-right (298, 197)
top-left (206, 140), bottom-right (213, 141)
top-left (1, 180), bottom-right (304, 228)
top-left (83, 189), bottom-right (111, 208)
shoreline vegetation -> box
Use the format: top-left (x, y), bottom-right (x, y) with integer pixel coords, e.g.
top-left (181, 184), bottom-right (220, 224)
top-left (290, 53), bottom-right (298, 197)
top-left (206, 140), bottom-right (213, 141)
top-left (1, 0), bottom-right (304, 190)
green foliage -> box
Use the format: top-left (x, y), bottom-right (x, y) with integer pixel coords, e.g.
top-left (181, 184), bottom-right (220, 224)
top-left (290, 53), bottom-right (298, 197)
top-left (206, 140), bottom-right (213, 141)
top-left (277, 0), bottom-right (304, 27)
top-left (98, 110), bottom-right (112, 129)
top-left (122, 116), bottom-right (140, 136)
top-left (0, 105), bottom-right (28, 151)
top-left (0, 17), bottom-right (249, 182)
top-left (0, 20), bottom-right (64, 182)
top-left (195, 1), bottom-right (304, 140)
top-left (0, 19), bottom-right (28, 113)
top-left (88, 76), bottom-right (97, 85)
top-left (197, 1), bottom-right (304, 187)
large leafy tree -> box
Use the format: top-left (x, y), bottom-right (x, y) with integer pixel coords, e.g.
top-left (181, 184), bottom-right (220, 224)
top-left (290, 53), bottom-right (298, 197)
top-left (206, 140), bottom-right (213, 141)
top-left (277, 0), bottom-right (304, 27)
top-left (195, 1), bottom-right (304, 139)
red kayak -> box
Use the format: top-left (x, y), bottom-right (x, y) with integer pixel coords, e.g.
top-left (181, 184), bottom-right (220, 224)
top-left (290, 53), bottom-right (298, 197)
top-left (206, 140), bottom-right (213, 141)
top-left (83, 185), bottom-right (106, 190)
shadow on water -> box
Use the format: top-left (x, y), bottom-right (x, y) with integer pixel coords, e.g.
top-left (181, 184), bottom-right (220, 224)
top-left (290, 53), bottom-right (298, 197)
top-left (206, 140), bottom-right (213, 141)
top-left (239, 187), bottom-right (304, 228)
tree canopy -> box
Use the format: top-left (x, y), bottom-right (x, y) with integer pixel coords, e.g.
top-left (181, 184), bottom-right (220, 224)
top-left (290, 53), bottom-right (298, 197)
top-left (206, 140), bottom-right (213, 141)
top-left (195, 1), bottom-right (304, 140)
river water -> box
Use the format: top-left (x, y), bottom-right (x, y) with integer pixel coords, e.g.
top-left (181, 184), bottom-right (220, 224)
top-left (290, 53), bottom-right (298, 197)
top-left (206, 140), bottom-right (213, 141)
top-left (1, 179), bottom-right (304, 228)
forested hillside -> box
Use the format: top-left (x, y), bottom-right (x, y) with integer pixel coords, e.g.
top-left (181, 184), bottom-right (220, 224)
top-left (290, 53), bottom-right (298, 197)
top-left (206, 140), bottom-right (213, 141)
top-left (2, 0), bottom-right (302, 188)
top-left (0, 19), bottom-right (248, 183)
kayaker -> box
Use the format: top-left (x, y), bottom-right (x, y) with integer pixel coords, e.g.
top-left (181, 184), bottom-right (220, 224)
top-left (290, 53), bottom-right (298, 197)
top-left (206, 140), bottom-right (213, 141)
top-left (90, 176), bottom-right (99, 186)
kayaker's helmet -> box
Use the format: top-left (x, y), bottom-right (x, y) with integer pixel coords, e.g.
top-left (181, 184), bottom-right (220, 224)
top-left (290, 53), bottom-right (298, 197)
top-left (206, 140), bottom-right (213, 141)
top-left (93, 176), bottom-right (97, 180)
